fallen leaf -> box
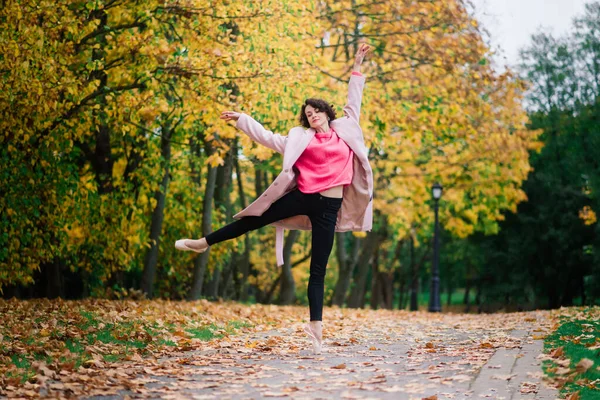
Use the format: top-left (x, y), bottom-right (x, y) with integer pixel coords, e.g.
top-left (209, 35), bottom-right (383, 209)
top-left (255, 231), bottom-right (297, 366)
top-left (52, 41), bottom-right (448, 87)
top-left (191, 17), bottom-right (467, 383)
top-left (491, 374), bottom-right (516, 381)
top-left (566, 392), bottom-right (581, 400)
top-left (555, 367), bottom-right (572, 375)
top-left (551, 346), bottom-right (564, 358)
top-left (263, 391), bottom-right (288, 397)
top-left (448, 374), bottom-right (471, 382)
top-left (520, 382), bottom-right (538, 394)
top-left (575, 358), bottom-right (593, 374)
top-left (332, 363), bottom-right (346, 369)
top-left (379, 385), bottom-right (404, 393)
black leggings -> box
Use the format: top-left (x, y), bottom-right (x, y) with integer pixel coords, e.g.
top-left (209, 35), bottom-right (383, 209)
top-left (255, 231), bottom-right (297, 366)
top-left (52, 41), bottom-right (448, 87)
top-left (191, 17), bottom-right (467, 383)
top-left (206, 189), bottom-right (342, 321)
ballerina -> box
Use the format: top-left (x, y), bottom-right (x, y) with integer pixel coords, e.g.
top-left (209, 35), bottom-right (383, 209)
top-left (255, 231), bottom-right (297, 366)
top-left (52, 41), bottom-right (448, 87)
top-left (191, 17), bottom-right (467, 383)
top-left (177, 43), bottom-right (374, 354)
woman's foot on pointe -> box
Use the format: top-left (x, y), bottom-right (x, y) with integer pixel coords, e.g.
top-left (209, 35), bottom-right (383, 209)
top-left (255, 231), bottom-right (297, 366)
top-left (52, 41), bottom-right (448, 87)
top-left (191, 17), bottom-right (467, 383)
top-left (304, 321), bottom-right (323, 354)
top-left (174, 238), bottom-right (209, 253)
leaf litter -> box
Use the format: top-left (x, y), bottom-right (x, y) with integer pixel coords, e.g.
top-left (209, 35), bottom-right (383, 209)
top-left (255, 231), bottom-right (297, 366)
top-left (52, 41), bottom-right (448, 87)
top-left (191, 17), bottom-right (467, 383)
top-left (0, 298), bottom-right (583, 399)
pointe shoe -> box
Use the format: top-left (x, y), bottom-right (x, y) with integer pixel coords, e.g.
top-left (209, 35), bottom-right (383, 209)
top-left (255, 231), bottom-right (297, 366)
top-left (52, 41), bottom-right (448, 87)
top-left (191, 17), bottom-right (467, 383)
top-left (174, 239), bottom-right (207, 253)
top-left (303, 324), bottom-right (323, 354)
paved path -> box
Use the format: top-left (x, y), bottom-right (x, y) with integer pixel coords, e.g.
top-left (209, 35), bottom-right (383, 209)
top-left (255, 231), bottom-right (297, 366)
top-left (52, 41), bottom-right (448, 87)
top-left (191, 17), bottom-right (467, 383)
top-left (85, 311), bottom-right (559, 400)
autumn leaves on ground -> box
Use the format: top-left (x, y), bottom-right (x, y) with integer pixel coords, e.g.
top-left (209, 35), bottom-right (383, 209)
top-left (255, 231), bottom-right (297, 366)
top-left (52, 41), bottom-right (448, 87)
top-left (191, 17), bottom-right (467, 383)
top-left (1, 300), bottom-right (599, 399)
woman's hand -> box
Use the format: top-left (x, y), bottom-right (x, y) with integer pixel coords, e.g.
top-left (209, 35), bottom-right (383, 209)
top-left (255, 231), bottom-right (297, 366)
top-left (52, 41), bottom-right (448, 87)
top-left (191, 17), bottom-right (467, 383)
top-left (353, 43), bottom-right (371, 72)
top-left (220, 111), bottom-right (241, 122)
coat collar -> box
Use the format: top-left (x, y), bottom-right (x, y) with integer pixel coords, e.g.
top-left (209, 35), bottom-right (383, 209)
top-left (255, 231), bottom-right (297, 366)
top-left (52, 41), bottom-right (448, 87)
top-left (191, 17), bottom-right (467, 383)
top-left (330, 119), bottom-right (365, 157)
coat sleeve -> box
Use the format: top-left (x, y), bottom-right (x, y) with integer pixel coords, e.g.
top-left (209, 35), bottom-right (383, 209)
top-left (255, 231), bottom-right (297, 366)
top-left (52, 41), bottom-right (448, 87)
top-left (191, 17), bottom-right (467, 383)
top-left (236, 113), bottom-right (287, 154)
top-left (343, 73), bottom-right (366, 123)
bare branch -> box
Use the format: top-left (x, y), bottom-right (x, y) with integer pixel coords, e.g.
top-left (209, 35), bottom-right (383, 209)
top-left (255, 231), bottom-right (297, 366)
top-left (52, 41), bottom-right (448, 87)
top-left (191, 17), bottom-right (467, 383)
top-left (75, 19), bottom-right (148, 51)
top-left (156, 5), bottom-right (273, 20)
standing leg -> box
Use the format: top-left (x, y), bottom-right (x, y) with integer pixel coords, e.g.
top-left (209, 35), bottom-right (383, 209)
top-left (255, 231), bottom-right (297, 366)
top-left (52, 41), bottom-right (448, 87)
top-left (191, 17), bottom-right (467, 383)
top-left (305, 195), bottom-right (342, 350)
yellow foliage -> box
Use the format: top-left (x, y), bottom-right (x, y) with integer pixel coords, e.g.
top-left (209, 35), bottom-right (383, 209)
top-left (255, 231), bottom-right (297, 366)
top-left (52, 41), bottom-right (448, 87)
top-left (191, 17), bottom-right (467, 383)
top-left (579, 206), bottom-right (597, 226)
top-left (0, 0), bottom-right (540, 295)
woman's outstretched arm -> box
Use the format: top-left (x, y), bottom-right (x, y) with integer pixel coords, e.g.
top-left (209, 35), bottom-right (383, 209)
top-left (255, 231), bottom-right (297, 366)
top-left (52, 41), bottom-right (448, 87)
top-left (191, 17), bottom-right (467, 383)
top-left (343, 43), bottom-right (371, 123)
top-left (221, 111), bottom-right (287, 154)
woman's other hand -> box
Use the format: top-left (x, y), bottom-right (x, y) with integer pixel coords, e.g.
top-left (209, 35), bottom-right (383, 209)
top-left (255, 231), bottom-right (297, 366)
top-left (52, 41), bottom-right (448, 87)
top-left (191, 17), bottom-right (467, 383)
top-left (353, 43), bottom-right (371, 72)
top-left (220, 111), bottom-right (241, 122)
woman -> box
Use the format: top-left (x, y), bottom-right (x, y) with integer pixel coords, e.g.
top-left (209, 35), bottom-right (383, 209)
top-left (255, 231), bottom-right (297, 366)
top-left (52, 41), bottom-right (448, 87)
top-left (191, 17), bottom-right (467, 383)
top-left (176, 44), bottom-right (373, 354)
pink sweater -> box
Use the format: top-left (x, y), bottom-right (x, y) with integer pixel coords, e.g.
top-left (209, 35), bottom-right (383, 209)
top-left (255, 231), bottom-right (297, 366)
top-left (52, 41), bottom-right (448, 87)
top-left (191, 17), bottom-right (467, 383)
top-left (294, 71), bottom-right (363, 193)
top-left (294, 127), bottom-right (354, 193)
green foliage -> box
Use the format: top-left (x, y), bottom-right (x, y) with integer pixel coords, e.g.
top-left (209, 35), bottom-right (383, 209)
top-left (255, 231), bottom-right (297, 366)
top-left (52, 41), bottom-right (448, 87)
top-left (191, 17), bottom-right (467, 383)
top-left (437, 2), bottom-right (600, 310)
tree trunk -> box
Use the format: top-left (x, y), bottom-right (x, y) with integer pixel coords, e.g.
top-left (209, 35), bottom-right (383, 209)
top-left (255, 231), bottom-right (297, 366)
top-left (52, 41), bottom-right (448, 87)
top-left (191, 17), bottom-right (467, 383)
top-left (580, 274), bottom-right (586, 306)
top-left (221, 146), bottom-right (237, 300)
top-left (220, 261), bottom-right (235, 300)
top-left (347, 229), bottom-right (382, 308)
top-left (394, 240), bottom-right (405, 310)
top-left (381, 271), bottom-right (394, 309)
top-left (230, 147), bottom-right (252, 301)
top-left (464, 278), bottom-right (471, 313)
top-left (140, 125), bottom-right (172, 297)
top-left (475, 277), bottom-right (483, 313)
top-left (331, 232), bottom-right (348, 306)
top-left (262, 275), bottom-right (280, 304)
top-left (206, 143), bottom-right (235, 299)
top-left (408, 234), bottom-right (433, 311)
top-left (409, 236), bottom-right (418, 311)
top-left (238, 238), bottom-right (252, 301)
top-left (44, 260), bottom-right (64, 299)
top-left (86, 9), bottom-right (113, 195)
top-left (206, 268), bottom-right (221, 300)
top-left (279, 230), bottom-right (300, 304)
top-left (547, 284), bottom-right (560, 309)
top-left (331, 233), bottom-right (361, 307)
top-left (262, 249), bottom-right (311, 304)
top-left (398, 280), bottom-right (406, 310)
top-left (369, 246), bottom-right (381, 310)
top-left (188, 142), bottom-right (218, 300)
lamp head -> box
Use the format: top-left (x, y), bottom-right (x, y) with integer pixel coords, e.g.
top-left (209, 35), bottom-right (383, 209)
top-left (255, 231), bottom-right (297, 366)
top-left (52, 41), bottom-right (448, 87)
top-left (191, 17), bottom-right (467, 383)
top-left (432, 182), bottom-right (443, 200)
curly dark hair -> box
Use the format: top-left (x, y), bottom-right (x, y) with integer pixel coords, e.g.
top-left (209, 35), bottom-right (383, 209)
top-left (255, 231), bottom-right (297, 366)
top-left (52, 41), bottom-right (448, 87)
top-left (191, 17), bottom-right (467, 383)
top-left (298, 98), bottom-right (336, 128)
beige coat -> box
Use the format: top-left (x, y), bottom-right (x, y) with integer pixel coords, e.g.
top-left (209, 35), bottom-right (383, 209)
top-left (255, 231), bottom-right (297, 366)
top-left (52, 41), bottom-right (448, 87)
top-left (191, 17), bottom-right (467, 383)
top-left (233, 74), bottom-right (373, 266)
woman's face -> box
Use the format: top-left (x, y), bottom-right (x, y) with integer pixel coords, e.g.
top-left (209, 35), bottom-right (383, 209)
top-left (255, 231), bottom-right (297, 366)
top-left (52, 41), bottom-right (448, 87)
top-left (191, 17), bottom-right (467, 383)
top-left (305, 105), bottom-right (328, 129)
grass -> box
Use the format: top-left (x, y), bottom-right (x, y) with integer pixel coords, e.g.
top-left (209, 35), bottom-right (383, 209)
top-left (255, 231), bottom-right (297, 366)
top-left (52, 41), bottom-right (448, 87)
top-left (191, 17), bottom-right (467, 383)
top-left (543, 308), bottom-right (600, 399)
top-left (186, 324), bottom-right (221, 341)
top-left (186, 321), bottom-right (254, 341)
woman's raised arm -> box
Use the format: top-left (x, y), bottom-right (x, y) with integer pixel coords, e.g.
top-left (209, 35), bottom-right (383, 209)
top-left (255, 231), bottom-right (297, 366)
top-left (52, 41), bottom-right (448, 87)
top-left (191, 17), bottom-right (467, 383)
top-left (343, 44), bottom-right (371, 123)
top-left (221, 110), bottom-right (287, 154)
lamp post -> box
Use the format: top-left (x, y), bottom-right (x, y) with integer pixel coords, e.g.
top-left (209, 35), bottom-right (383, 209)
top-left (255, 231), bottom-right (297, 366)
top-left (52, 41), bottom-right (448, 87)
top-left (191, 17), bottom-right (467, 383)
top-left (429, 182), bottom-right (443, 312)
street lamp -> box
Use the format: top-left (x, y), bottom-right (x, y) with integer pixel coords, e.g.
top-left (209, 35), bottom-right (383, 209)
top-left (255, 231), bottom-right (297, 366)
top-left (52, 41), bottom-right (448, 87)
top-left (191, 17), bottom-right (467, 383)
top-left (429, 182), bottom-right (443, 312)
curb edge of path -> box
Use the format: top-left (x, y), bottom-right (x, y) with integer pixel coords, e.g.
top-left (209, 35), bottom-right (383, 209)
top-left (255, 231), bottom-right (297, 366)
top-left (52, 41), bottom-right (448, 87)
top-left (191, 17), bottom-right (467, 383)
top-left (469, 327), bottom-right (559, 400)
